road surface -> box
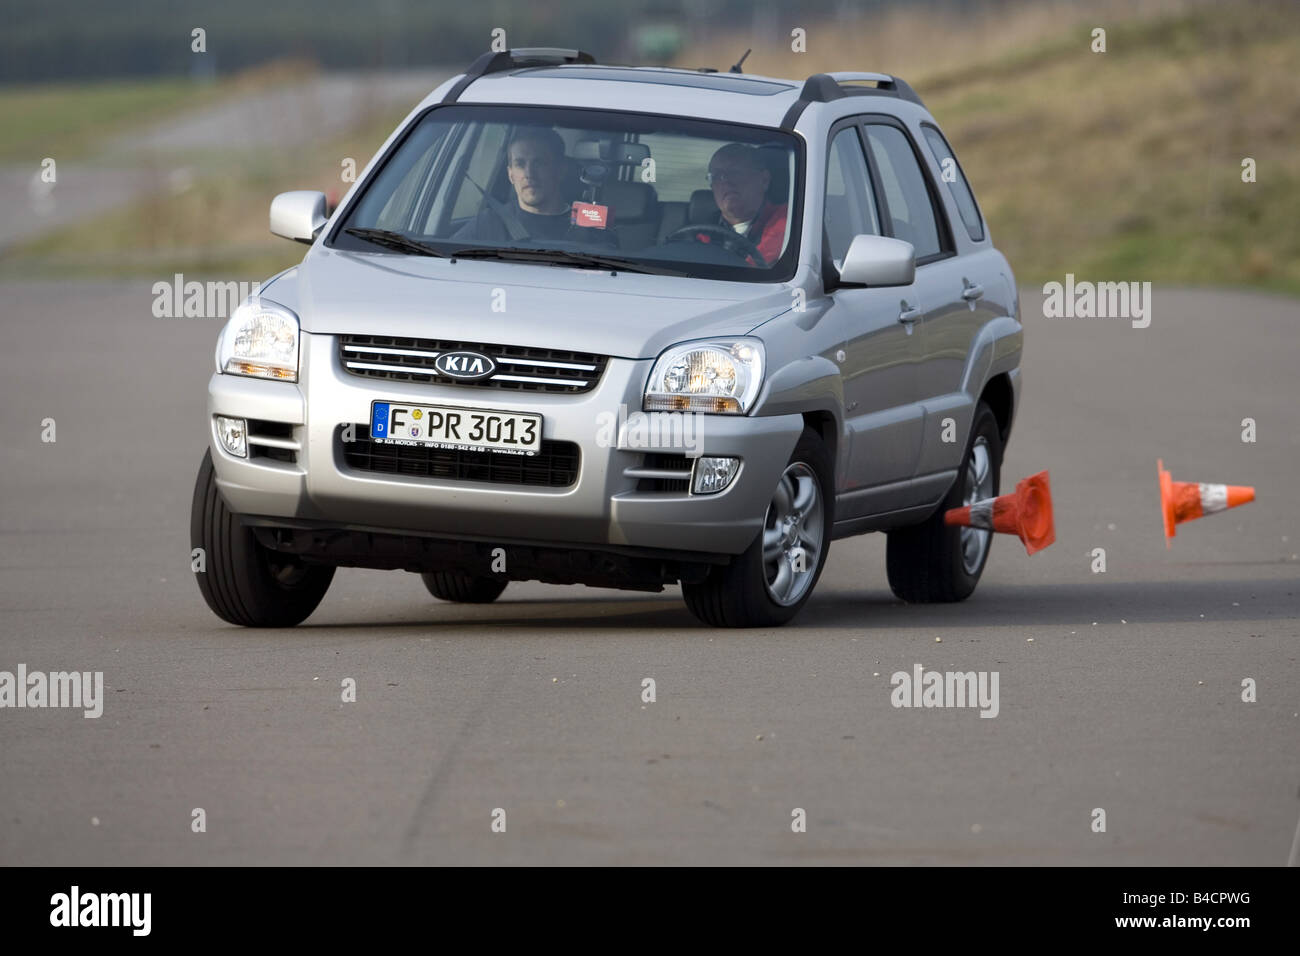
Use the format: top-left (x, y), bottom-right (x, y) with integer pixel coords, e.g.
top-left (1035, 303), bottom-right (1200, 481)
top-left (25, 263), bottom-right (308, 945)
top-left (0, 280), bottom-right (1296, 865)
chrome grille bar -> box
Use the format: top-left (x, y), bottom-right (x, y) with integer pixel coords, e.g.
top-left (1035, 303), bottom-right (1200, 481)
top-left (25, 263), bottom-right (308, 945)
top-left (339, 334), bottom-right (607, 393)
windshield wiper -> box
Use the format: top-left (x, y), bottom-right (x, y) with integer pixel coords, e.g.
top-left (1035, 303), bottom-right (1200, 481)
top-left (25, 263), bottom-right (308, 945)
top-left (344, 227), bottom-right (449, 257)
top-left (448, 246), bottom-right (687, 277)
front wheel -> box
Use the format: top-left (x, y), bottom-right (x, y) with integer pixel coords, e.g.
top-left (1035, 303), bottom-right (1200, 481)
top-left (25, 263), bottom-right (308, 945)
top-left (885, 401), bottom-right (1003, 603)
top-left (190, 450), bottom-right (335, 627)
top-left (682, 427), bottom-right (833, 627)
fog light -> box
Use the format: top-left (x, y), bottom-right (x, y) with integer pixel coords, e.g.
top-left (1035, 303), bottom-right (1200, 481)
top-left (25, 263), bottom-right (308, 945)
top-left (692, 456), bottom-right (740, 494)
top-left (215, 416), bottom-right (247, 458)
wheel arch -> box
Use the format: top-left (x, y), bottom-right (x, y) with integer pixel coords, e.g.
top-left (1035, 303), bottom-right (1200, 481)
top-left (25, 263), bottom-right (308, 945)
top-left (979, 372), bottom-right (1015, 444)
top-left (801, 408), bottom-right (839, 467)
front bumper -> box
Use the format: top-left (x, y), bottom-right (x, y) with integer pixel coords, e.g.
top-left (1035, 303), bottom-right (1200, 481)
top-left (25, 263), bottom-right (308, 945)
top-left (207, 331), bottom-right (803, 556)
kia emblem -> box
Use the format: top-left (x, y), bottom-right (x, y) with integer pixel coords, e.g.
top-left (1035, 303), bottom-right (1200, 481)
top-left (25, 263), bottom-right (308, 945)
top-left (434, 350), bottom-right (496, 380)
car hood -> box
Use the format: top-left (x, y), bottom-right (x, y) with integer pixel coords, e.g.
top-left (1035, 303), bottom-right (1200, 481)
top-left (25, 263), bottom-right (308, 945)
top-left (267, 248), bottom-right (793, 359)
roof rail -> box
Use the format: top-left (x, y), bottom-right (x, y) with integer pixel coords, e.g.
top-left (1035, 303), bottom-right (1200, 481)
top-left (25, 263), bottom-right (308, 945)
top-left (825, 71), bottom-right (924, 107)
top-left (442, 48), bottom-right (598, 103)
top-left (799, 71), bottom-right (925, 106)
top-left (780, 70), bottom-right (925, 130)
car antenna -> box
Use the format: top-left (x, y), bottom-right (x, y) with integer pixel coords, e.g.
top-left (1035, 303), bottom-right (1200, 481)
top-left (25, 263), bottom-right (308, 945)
top-left (728, 49), bottom-right (751, 74)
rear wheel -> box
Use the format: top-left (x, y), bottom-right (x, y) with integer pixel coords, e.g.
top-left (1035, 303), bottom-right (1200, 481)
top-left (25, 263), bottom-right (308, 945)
top-left (420, 570), bottom-right (507, 604)
top-left (682, 427), bottom-right (832, 627)
top-left (190, 450), bottom-right (335, 627)
top-left (886, 401), bottom-right (1002, 603)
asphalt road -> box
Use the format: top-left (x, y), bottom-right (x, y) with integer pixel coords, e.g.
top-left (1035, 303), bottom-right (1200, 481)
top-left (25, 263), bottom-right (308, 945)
top-left (0, 279), bottom-right (1296, 865)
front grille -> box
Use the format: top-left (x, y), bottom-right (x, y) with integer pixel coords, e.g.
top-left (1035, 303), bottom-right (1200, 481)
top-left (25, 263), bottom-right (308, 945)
top-left (338, 425), bottom-right (579, 487)
top-left (339, 334), bottom-right (607, 393)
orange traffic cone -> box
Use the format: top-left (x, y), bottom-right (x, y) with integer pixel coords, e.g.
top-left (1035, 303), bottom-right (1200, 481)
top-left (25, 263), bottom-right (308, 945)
top-left (944, 471), bottom-right (1055, 555)
top-left (1157, 459), bottom-right (1255, 547)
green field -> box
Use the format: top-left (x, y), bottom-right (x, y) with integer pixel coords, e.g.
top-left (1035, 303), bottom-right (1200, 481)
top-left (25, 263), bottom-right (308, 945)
top-left (0, 78), bottom-right (210, 162)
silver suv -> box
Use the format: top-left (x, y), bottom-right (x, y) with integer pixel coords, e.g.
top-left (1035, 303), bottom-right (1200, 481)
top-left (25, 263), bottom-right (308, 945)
top-left (191, 48), bottom-right (1022, 628)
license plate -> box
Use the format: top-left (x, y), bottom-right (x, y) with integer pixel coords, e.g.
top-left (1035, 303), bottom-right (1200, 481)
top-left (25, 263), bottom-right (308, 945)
top-left (370, 402), bottom-right (542, 455)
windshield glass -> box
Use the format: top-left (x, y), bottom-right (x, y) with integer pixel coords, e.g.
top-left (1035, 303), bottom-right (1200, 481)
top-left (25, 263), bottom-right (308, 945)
top-left (332, 105), bottom-right (803, 281)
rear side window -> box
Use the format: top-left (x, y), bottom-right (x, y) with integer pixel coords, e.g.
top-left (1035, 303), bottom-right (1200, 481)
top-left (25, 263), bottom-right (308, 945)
top-left (863, 124), bottom-right (944, 261)
top-left (921, 125), bottom-right (984, 242)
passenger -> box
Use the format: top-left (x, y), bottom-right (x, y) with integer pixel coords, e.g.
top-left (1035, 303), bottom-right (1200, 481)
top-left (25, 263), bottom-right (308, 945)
top-left (454, 127), bottom-right (617, 247)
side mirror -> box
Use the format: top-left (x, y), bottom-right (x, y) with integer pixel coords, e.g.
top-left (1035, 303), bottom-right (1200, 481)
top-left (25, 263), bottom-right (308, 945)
top-left (838, 234), bottom-right (916, 287)
top-left (270, 190), bottom-right (328, 244)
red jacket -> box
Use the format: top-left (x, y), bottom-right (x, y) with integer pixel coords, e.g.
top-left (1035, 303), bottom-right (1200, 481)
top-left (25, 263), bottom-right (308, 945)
top-left (697, 200), bottom-right (789, 266)
top-left (742, 200), bottom-right (789, 265)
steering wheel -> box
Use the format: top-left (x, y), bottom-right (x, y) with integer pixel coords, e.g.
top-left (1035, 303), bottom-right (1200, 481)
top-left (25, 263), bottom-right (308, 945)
top-left (663, 224), bottom-right (766, 266)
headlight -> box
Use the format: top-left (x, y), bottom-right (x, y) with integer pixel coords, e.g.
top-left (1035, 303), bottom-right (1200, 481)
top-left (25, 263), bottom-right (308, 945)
top-left (218, 299), bottom-right (300, 381)
top-left (643, 338), bottom-right (764, 414)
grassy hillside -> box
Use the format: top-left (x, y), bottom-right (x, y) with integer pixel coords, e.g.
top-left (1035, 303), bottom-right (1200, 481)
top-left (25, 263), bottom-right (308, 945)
top-left (676, 0), bottom-right (1300, 292)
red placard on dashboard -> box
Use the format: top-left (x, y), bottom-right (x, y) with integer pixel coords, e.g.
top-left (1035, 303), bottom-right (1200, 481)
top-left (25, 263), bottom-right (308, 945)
top-left (571, 201), bottom-right (611, 229)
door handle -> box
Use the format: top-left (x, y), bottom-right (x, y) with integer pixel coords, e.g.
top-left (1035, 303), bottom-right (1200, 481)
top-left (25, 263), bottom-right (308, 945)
top-left (898, 303), bottom-right (922, 323)
top-left (961, 280), bottom-right (984, 301)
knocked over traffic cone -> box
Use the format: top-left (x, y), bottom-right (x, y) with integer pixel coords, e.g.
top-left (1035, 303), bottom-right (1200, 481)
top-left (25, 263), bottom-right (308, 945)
top-left (1157, 459), bottom-right (1255, 547)
top-left (944, 470), bottom-right (1055, 555)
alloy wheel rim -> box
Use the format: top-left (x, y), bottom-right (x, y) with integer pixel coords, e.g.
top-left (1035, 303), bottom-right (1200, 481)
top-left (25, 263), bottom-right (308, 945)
top-left (762, 462), bottom-right (824, 606)
top-left (960, 437), bottom-right (995, 575)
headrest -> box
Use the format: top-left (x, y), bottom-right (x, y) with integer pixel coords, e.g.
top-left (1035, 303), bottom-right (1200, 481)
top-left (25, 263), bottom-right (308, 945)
top-left (603, 181), bottom-right (657, 221)
top-left (755, 144), bottom-right (790, 201)
top-left (688, 188), bottom-right (719, 224)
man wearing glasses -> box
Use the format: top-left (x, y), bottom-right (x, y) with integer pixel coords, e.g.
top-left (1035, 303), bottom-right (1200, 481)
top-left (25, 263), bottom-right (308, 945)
top-left (702, 143), bottom-right (789, 266)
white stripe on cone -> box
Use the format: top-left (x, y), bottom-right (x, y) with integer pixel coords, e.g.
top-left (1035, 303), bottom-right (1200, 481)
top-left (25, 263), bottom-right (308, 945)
top-left (1199, 483), bottom-right (1229, 515)
top-left (967, 499), bottom-right (995, 529)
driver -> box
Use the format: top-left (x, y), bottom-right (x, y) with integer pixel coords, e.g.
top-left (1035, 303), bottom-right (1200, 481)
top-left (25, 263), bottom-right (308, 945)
top-left (699, 143), bottom-right (788, 265)
top-left (454, 127), bottom-right (617, 247)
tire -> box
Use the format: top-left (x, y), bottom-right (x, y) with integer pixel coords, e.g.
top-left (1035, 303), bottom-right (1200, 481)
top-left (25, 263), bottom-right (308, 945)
top-left (886, 401), bottom-right (1003, 603)
top-left (190, 449), bottom-right (335, 627)
top-left (420, 569), bottom-right (507, 604)
top-left (682, 427), bottom-right (833, 628)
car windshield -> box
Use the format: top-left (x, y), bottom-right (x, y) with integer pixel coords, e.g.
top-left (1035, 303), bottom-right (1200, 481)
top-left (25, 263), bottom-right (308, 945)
top-left (332, 104), bottom-right (802, 282)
